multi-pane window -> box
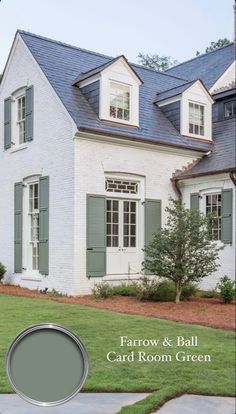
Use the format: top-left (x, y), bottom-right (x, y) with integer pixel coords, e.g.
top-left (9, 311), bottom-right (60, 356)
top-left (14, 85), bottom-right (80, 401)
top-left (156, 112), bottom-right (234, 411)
top-left (105, 179), bottom-right (138, 194)
top-left (110, 82), bottom-right (130, 121)
top-left (206, 193), bottom-right (222, 241)
top-left (189, 102), bottom-right (205, 136)
top-left (224, 101), bottom-right (236, 118)
top-left (106, 199), bottom-right (137, 248)
top-left (106, 200), bottom-right (119, 247)
top-left (123, 201), bottom-right (136, 248)
top-left (29, 183), bottom-right (39, 270)
top-left (17, 95), bottom-right (26, 144)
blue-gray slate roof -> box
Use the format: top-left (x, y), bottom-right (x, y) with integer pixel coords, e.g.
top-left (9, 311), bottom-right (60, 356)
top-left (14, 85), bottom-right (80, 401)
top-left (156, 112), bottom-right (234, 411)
top-left (18, 30), bottom-right (211, 153)
top-left (175, 117), bottom-right (236, 178)
top-left (166, 43), bottom-right (235, 89)
top-left (155, 80), bottom-right (196, 102)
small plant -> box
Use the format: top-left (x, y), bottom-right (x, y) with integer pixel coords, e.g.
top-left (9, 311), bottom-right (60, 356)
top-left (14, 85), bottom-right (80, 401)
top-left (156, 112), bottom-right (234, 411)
top-left (217, 276), bottom-right (235, 304)
top-left (136, 276), bottom-right (161, 301)
top-left (92, 282), bottom-right (113, 299)
top-left (201, 290), bottom-right (216, 299)
top-left (112, 282), bottom-right (139, 297)
top-left (49, 288), bottom-right (64, 297)
top-left (137, 277), bottom-right (197, 302)
top-left (0, 262), bottom-right (6, 283)
top-left (181, 283), bottom-right (198, 301)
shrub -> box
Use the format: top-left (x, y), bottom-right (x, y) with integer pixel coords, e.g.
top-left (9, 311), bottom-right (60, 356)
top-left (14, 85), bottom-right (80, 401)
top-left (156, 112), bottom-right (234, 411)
top-left (92, 282), bottom-right (113, 299)
top-left (201, 290), bottom-right (216, 299)
top-left (112, 282), bottom-right (139, 297)
top-left (217, 276), bottom-right (235, 304)
top-left (0, 262), bottom-right (6, 283)
top-left (137, 277), bottom-right (197, 302)
top-left (181, 283), bottom-right (198, 301)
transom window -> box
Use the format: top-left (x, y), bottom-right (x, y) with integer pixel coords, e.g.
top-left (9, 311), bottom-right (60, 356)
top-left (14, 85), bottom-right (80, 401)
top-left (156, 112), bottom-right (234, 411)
top-left (105, 179), bottom-right (138, 194)
top-left (224, 100), bottom-right (236, 119)
top-left (189, 102), bottom-right (205, 136)
top-left (106, 199), bottom-right (137, 248)
top-left (206, 193), bottom-right (221, 241)
top-left (17, 95), bottom-right (26, 144)
top-left (29, 183), bottom-right (39, 270)
top-left (110, 82), bottom-right (130, 121)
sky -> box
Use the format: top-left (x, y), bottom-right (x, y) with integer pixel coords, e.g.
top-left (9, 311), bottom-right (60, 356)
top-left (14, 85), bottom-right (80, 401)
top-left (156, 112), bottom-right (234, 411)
top-left (0, 0), bottom-right (235, 72)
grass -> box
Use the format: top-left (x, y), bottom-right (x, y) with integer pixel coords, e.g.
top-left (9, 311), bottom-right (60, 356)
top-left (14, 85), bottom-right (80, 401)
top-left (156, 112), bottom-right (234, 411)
top-left (0, 294), bottom-right (235, 414)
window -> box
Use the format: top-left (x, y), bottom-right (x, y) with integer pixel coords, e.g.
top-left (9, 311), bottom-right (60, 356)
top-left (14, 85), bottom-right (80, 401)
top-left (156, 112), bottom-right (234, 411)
top-left (110, 82), bottom-right (130, 121)
top-left (105, 179), bottom-right (138, 194)
top-left (29, 182), bottom-right (40, 270)
top-left (123, 201), bottom-right (136, 247)
top-left (189, 102), bottom-right (205, 136)
top-left (106, 199), bottom-right (119, 247)
top-left (106, 199), bottom-right (137, 248)
top-left (17, 95), bottom-right (26, 144)
top-left (224, 101), bottom-right (236, 118)
top-left (206, 193), bottom-right (221, 241)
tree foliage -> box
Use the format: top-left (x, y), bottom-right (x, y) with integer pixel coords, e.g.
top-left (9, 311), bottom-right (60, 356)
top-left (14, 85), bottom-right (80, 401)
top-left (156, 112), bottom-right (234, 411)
top-left (196, 38), bottom-right (230, 56)
top-left (137, 53), bottom-right (178, 71)
top-left (143, 198), bottom-right (223, 303)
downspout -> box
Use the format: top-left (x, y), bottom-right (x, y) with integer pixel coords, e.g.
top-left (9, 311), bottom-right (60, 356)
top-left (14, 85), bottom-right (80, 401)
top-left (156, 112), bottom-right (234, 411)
top-left (171, 177), bottom-right (182, 200)
top-left (229, 172), bottom-right (236, 186)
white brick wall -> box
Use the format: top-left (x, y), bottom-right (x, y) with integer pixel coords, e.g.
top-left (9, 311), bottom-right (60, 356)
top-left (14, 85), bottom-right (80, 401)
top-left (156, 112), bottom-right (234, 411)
top-left (0, 35), bottom-right (77, 295)
top-left (74, 136), bottom-right (199, 294)
top-left (181, 174), bottom-right (235, 289)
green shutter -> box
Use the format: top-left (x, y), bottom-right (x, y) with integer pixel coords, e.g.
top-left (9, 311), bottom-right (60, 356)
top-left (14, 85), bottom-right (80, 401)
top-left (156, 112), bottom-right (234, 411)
top-left (190, 193), bottom-right (199, 211)
top-left (87, 195), bottom-right (106, 277)
top-left (221, 189), bottom-right (233, 244)
top-left (39, 176), bottom-right (49, 275)
top-left (14, 182), bottom-right (23, 273)
top-left (4, 97), bottom-right (11, 149)
top-left (144, 199), bottom-right (162, 247)
top-left (25, 86), bottom-right (34, 142)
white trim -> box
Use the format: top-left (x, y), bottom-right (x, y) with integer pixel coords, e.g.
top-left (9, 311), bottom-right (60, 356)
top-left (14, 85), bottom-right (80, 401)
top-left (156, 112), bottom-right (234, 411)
top-left (157, 95), bottom-right (181, 107)
top-left (75, 131), bottom-right (206, 158)
top-left (210, 61), bottom-right (236, 94)
top-left (9, 143), bottom-right (28, 154)
top-left (78, 74), bottom-right (101, 88)
top-left (102, 56), bottom-right (142, 85)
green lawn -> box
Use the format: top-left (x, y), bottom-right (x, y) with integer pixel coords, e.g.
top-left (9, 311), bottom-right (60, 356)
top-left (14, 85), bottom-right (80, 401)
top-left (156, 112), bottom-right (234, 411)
top-left (0, 294), bottom-right (235, 414)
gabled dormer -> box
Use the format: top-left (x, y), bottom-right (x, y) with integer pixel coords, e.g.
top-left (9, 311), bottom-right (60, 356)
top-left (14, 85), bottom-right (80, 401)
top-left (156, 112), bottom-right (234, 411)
top-left (73, 56), bottom-right (143, 127)
top-left (155, 80), bottom-right (214, 141)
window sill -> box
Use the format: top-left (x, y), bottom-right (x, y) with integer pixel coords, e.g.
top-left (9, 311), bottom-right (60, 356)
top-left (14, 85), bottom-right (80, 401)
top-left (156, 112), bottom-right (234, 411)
top-left (21, 274), bottom-right (42, 282)
top-left (10, 143), bottom-right (28, 154)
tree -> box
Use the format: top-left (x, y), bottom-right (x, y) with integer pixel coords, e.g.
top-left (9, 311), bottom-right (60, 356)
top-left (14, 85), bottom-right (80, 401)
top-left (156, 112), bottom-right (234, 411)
top-left (196, 38), bottom-right (230, 56)
top-left (137, 53), bottom-right (178, 71)
top-left (143, 198), bottom-right (223, 303)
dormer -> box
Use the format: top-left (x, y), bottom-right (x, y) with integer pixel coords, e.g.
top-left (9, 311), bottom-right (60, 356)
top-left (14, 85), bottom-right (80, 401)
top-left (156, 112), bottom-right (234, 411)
top-left (155, 80), bottom-right (214, 141)
top-left (73, 56), bottom-right (143, 127)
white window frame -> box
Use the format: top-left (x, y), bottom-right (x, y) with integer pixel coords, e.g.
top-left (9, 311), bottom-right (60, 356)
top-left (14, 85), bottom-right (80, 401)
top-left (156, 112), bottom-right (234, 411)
top-left (109, 80), bottom-right (131, 123)
top-left (17, 94), bottom-right (26, 145)
top-left (11, 87), bottom-right (27, 148)
top-left (205, 192), bottom-right (222, 241)
top-left (22, 176), bottom-right (42, 280)
top-left (188, 101), bottom-right (205, 137)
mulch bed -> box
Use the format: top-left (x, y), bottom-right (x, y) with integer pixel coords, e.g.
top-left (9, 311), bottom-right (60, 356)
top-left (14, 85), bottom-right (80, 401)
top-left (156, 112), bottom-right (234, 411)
top-left (0, 284), bottom-right (235, 331)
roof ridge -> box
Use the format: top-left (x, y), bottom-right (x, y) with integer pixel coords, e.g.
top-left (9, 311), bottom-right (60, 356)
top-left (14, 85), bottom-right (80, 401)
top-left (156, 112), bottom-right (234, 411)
top-left (166, 42), bottom-right (235, 72)
top-left (18, 29), bottom-right (188, 82)
top-left (18, 30), bottom-right (113, 61)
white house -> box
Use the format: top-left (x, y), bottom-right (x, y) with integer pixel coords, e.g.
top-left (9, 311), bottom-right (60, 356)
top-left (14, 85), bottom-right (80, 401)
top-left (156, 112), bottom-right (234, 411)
top-left (0, 31), bottom-right (235, 295)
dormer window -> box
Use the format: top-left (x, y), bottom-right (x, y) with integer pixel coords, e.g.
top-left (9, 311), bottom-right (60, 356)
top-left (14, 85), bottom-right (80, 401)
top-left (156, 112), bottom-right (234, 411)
top-left (189, 102), bottom-right (205, 136)
top-left (110, 82), bottom-right (130, 121)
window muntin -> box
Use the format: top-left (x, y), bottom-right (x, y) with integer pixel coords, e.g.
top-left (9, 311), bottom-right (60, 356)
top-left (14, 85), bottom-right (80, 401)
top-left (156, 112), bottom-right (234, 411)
top-left (106, 199), bottom-right (119, 247)
top-left (123, 201), bottom-right (136, 248)
top-left (29, 183), bottom-right (39, 270)
top-left (17, 95), bottom-right (26, 144)
top-left (206, 193), bottom-right (222, 241)
top-left (189, 102), bottom-right (205, 136)
top-left (224, 100), bottom-right (236, 118)
top-left (105, 179), bottom-right (138, 194)
top-left (110, 82), bottom-right (130, 121)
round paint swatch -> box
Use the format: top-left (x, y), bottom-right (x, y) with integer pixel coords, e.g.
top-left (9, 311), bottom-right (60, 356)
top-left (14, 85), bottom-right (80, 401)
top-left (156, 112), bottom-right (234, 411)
top-left (6, 324), bottom-right (89, 406)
